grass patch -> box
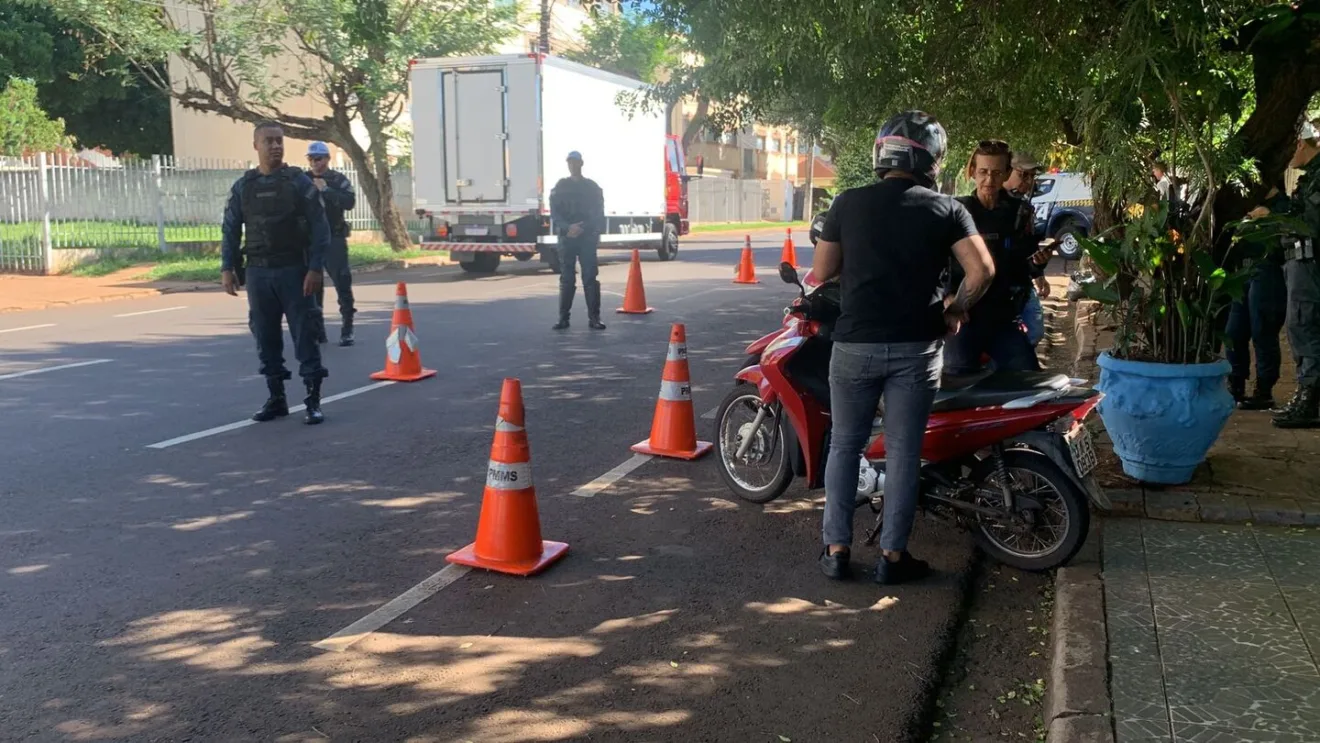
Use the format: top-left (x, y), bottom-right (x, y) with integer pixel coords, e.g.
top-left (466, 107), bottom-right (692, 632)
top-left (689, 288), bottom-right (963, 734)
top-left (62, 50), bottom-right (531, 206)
top-left (690, 220), bottom-right (807, 234)
top-left (63, 242), bottom-right (437, 282)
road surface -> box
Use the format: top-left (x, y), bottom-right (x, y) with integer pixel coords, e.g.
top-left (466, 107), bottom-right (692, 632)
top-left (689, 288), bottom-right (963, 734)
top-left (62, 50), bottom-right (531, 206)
top-left (0, 233), bottom-right (975, 742)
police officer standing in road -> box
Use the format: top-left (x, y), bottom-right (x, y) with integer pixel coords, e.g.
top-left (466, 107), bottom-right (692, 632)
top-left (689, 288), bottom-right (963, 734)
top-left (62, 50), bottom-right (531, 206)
top-left (220, 121), bottom-right (332, 425)
top-left (1264, 120), bottom-right (1320, 428)
top-left (305, 141), bottom-right (358, 347)
top-left (549, 151), bottom-right (607, 331)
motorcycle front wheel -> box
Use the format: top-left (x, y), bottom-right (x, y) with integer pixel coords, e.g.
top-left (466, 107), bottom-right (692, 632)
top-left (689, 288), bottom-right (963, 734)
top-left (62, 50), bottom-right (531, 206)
top-left (969, 450), bottom-right (1089, 571)
top-left (714, 383), bottom-right (794, 504)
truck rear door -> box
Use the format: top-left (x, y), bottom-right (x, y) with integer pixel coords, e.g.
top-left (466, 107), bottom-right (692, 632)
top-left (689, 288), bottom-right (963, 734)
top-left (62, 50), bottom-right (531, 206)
top-left (442, 67), bottom-right (509, 204)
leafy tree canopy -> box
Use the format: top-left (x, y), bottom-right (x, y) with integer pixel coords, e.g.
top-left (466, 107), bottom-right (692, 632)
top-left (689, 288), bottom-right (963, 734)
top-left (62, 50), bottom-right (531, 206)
top-left (564, 7), bottom-right (680, 83)
top-left (0, 77), bottom-right (72, 155)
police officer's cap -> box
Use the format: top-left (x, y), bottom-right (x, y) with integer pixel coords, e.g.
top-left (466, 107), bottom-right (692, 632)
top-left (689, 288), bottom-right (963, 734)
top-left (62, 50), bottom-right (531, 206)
top-left (1012, 153), bottom-right (1043, 172)
top-left (307, 141), bottom-right (332, 158)
top-left (567, 150), bottom-right (583, 162)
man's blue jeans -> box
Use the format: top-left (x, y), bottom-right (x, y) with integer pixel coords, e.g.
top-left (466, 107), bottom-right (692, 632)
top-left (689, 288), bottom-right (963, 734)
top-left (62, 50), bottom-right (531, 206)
top-left (1226, 262), bottom-right (1286, 387)
top-left (1023, 290), bottom-right (1045, 347)
top-left (823, 340), bottom-right (943, 553)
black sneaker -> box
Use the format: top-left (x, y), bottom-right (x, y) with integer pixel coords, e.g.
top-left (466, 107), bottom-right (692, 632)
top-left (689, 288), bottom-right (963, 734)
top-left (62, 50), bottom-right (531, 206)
top-left (819, 548), bottom-right (851, 580)
top-left (553, 319), bottom-right (570, 331)
top-left (588, 319), bottom-right (607, 331)
top-left (873, 552), bottom-right (931, 585)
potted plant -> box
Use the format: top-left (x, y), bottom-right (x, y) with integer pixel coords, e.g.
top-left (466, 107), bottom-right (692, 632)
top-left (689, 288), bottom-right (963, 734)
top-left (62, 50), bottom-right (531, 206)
top-left (1076, 200), bottom-right (1257, 484)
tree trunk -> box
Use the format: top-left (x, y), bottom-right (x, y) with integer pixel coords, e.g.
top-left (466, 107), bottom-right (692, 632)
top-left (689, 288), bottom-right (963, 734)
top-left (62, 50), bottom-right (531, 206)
top-left (680, 97), bottom-right (710, 154)
top-left (340, 118), bottom-right (411, 251)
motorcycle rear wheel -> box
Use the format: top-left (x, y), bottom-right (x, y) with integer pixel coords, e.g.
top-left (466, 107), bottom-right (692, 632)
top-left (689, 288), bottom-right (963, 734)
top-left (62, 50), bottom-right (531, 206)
top-left (969, 450), bottom-right (1089, 571)
top-left (714, 383), bottom-right (794, 504)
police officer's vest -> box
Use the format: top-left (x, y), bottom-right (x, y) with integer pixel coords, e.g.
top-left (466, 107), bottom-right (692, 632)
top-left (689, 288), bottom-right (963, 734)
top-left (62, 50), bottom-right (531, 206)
top-left (323, 171), bottom-right (350, 238)
top-left (240, 166), bottom-right (310, 265)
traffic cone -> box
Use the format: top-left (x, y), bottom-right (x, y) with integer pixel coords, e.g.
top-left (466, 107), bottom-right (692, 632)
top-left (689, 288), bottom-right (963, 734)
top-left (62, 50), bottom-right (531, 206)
top-left (780, 228), bottom-right (798, 269)
top-left (632, 323), bottom-right (714, 460)
top-left (370, 282), bottom-right (437, 382)
top-left (616, 249), bottom-right (654, 314)
top-left (733, 235), bottom-right (759, 284)
top-left (447, 378), bottom-right (569, 576)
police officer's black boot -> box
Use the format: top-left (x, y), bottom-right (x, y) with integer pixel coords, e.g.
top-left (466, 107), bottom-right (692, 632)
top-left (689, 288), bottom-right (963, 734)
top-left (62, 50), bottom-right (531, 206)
top-left (1273, 385), bottom-right (1319, 429)
top-left (1228, 377), bottom-right (1247, 405)
top-left (303, 378), bottom-right (325, 425)
top-left (339, 314), bottom-right (355, 347)
top-left (1239, 380), bottom-right (1276, 411)
top-left (252, 377), bottom-right (289, 422)
top-left (553, 286), bottom-right (573, 330)
top-left (585, 284), bottom-right (606, 330)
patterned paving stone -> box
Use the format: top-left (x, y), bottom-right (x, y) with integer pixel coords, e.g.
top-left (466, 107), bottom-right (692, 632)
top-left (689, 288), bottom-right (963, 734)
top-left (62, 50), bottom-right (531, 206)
top-left (1104, 520), bottom-right (1320, 743)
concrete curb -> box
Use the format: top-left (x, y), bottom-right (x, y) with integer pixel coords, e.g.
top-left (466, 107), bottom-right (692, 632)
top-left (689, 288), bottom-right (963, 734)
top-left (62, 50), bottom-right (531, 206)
top-left (1105, 488), bottom-right (1320, 526)
top-left (0, 257), bottom-right (455, 314)
top-left (1045, 528), bottom-right (1115, 742)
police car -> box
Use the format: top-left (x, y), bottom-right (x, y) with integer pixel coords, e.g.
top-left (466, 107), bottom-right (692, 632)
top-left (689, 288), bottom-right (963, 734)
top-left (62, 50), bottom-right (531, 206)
top-left (1030, 172), bottom-right (1093, 260)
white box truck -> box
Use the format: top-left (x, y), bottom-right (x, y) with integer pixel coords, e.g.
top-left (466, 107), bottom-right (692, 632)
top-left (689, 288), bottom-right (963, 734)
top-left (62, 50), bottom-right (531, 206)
top-left (409, 54), bottom-right (690, 274)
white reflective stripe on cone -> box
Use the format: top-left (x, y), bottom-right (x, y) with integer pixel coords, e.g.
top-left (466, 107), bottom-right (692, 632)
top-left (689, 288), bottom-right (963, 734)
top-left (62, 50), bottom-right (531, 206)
top-left (395, 295), bottom-right (410, 310)
top-left (486, 460), bottom-right (533, 490)
top-left (658, 379), bottom-right (692, 402)
top-left (665, 343), bottom-right (688, 362)
top-left (401, 326), bottom-right (418, 352)
top-left (386, 327), bottom-right (403, 363)
top-left (495, 416), bottom-right (524, 433)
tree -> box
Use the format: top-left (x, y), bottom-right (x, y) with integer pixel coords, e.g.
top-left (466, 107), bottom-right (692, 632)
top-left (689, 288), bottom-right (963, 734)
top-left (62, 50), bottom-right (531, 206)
top-left (649, 0), bottom-right (1320, 215)
top-left (0, 77), bottom-right (72, 155)
top-left (563, 8), bottom-right (678, 83)
top-left (46, 0), bottom-right (519, 249)
top-left (0, 1), bottom-right (170, 155)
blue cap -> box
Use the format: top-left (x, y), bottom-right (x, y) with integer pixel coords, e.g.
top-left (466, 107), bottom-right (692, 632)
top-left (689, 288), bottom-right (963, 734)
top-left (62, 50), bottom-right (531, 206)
top-left (307, 141), bottom-right (331, 157)
top-left (567, 150), bottom-right (583, 161)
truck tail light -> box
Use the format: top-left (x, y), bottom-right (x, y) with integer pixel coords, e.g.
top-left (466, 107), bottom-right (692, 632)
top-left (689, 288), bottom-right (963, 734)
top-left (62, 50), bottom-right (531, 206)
top-left (505, 223), bottom-right (518, 237)
top-left (437, 223), bottom-right (449, 238)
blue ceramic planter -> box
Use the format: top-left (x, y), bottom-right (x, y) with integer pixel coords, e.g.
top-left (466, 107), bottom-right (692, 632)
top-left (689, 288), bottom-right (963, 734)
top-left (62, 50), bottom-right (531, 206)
top-left (1095, 351), bottom-right (1234, 485)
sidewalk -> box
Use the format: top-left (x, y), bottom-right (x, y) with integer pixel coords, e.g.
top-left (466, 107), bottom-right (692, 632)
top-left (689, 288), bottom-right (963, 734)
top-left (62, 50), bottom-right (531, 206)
top-left (1104, 519), bottom-right (1320, 742)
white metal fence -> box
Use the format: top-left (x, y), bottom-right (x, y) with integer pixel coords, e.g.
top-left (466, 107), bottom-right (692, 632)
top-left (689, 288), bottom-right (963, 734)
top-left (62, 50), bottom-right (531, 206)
top-left (688, 178), bottom-right (796, 224)
top-left (0, 152), bottom-right (417, 274)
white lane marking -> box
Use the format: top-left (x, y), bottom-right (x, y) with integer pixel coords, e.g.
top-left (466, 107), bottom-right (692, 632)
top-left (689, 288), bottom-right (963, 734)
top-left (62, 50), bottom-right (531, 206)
top-left (114, 306), bottom-right (186, 318)
top-left (601, 289), bottom-right (625, 299)
top-left (700, 405), bottom-right (720, 420)
top-left (0, 359), bottom-right (112, 381)
top-left (572, 453), bottom-right (653, 498)
top-left (313, 564), bottom-right (472, 653)
top-left (146, 380), bottom-right (396, 449)
top-left (0, 324), bottom-right (56, 335)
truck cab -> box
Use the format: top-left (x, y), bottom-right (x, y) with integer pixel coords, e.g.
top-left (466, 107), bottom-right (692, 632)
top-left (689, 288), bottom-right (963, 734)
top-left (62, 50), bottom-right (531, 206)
top-left (665, 135), bottom-right (690, 241)
top-left (1030, 171), bottom-right (1093, 261)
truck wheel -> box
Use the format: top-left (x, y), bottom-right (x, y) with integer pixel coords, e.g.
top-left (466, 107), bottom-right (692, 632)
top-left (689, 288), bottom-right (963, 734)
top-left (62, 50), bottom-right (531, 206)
top-left (1053, 220), bottom-right (1086, 261)
top-left (514, 253), bottom-right (533, 262)
top-left (657, 222), bottom-right (679, 262)
top-left (461, 253), bottom-right (501, 274)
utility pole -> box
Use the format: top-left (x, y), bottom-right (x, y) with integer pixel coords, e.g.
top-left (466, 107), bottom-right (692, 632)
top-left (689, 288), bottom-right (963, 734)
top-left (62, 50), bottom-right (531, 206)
top-left (804, 135), bottom-right (816, 219)
top-left (539, 0), bottom-right (551, 53)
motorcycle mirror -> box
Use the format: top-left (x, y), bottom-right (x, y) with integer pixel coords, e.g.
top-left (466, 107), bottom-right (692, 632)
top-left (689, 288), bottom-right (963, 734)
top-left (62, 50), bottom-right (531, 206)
top-left (779, 262), bottom-right (801, 287)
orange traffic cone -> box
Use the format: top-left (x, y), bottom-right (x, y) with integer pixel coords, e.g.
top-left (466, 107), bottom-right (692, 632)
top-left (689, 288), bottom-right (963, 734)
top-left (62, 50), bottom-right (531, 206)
top-left (632, 324), bottom-right (713, 460)
top-left (733, 235), bottom-right (759, 284)
top-left (447, 378), bottom-right (569, 576)
top-left (616, 249), bottom-right (654, 314)
top-left (780, 228), bottom-right (798, 269)
top-left (370, 282), bottom-right (437, 382)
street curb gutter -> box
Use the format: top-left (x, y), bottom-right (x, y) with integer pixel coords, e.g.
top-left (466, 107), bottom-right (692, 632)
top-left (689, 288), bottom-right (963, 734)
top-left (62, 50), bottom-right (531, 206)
top-left (1105, 488), bottom-right (1320, 526)
top-left (1044, 526), bottom-right (1115, 743)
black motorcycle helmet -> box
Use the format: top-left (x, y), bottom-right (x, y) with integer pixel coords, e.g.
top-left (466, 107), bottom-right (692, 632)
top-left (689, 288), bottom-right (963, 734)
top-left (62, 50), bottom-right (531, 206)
top-left (873, 110), bottom-right (947, 189)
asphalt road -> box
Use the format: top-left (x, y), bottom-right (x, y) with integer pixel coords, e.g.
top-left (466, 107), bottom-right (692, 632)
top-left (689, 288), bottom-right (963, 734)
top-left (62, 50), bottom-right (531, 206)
top-left (0, 232), bottom-right (975, 743)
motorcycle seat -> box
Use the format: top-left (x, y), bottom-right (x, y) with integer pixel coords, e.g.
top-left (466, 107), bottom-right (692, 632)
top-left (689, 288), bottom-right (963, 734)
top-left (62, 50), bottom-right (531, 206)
top-left (932, 370), bottom-right (1071, 412)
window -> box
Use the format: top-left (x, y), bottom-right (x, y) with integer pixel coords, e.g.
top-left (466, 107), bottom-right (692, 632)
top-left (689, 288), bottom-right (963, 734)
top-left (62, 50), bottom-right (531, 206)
top-left (769, 137), bottom-right (781, 153)
top-left (754, 135), bottom-right (766, 151)
top-left (720, 131), bottom-right (736, 146)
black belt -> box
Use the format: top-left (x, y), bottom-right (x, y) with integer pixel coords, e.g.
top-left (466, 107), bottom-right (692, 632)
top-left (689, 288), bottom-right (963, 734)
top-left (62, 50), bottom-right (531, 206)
top-left (245, 253), bottom-right (305, 268)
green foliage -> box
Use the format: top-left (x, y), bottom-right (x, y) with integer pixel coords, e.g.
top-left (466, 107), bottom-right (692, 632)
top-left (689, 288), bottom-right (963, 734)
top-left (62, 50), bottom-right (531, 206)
top-left (0, 77), bottom-right (71, 155)
top-left (0, 1), bottom-right (170, 155)
top-left (46, 0), bottom-right (520, 247)
top-left (564, 9), bottom-right (680, 83)
top-left (826, 127), bottom-right (877, 193)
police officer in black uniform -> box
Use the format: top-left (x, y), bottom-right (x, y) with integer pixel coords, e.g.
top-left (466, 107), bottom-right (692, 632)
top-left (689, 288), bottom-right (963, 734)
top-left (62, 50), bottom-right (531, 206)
top-left (944, 140), bottom-right (1050, 373)
top-left (221, 121), bottom-right (332, 425)
top-left (549, 150), bottom-right (607, 331)
top-left (1266, 120), bottom-right (1320, 428)
top-left (1226, 182), bottom-right (1289, 410)
top-left (305, 141), bottom-right (357, 347)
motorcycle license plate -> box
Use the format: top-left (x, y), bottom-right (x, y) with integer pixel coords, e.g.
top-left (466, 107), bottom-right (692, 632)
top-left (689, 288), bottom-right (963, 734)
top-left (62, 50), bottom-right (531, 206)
top-left (1066, 424), bottom-right (1098, 477)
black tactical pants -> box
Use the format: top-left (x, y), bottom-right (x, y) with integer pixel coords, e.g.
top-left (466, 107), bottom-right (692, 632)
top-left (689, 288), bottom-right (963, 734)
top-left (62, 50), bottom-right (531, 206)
top-left (247, 265), bottom-right (327, 382)
top-left (1285, 259), bottom-right (1320, 389)
top-left (314, 236), bottom-right (355, 323)
top-left (557, 235), bottom-right (601, 322)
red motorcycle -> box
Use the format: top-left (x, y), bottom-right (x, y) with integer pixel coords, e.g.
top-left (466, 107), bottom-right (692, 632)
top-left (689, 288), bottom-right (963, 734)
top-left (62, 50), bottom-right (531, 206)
top-left (713, 260), bottom-right (1109, 571)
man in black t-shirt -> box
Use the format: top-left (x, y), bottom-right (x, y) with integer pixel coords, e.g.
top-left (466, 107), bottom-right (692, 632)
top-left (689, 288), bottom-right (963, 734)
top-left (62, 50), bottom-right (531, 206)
top-left (944, 140), bottom-right (1049, 373)
top-left (814, 111), bottom-right (995, 586)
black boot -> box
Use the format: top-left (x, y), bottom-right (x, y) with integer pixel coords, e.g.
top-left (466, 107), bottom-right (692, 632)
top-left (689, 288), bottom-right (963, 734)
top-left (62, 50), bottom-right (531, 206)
top-left (252, 377), bottom-right (289, 422)
top-left (1273, 386), bottom-right (1319, 429)
top-left (303, 378), bottom-right (325, 425)
top-left (1228, 377), bottom-right (1247, 404)
top-left (1239, 381), bottom-right (1276, 411)
top-left (585, 283), bottom-right (605, 330)
top-left (338, 314), bottom-right (355, 347)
